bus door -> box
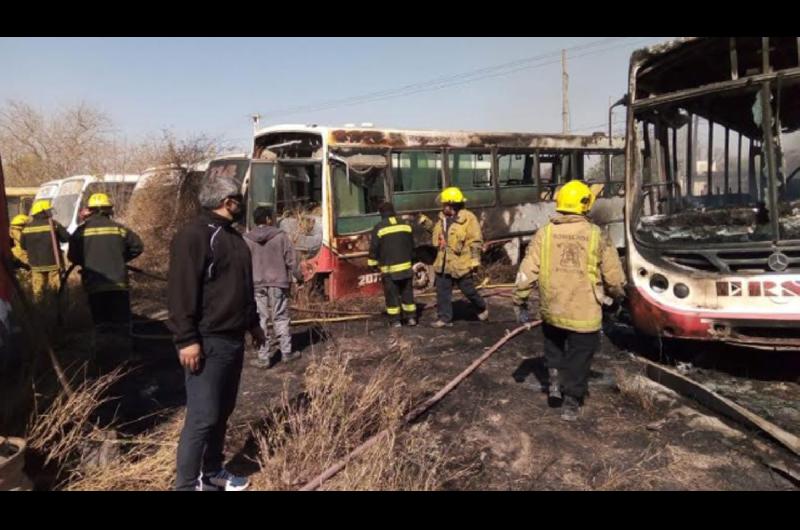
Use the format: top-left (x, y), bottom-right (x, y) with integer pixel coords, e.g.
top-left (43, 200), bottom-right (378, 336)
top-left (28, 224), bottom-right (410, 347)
top-left (246, 160), bottom-right (276, 230)
top-left (274, 159), bottom-right (323, 258)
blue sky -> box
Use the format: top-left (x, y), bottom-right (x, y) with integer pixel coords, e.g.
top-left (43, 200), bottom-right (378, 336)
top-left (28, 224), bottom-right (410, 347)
top-left (0, 37), bottom-right (668, 151)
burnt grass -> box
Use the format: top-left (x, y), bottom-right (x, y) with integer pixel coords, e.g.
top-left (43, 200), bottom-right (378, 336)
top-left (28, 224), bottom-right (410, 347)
top-left (79, 286), bottom-right (799, 491)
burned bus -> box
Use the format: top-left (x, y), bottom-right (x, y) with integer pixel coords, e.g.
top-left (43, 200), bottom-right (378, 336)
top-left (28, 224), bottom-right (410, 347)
top-left (246, 124), bottom-right (624, 300)
top-left (624, 37), bottom-right (800, 349)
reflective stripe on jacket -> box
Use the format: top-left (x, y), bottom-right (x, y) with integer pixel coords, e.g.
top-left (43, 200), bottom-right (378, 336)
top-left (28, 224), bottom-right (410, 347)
top-left (68, 213), bottom-right (144, 293)
top-left (513, 214), bottom-right (625, 332)
top-left (368, 216), bottom-right (414, 280)
top-left (19, 215), bottom-right (68, 271)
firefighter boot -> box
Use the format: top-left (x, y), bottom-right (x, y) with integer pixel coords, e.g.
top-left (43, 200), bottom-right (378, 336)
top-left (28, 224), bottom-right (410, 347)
top-left (547, 368), bottom-right (563, 407)
top-left (561, 395), bottom-right (580, 421)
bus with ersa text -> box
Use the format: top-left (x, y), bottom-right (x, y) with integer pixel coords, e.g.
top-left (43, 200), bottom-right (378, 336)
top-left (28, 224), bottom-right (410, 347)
top-left (623, 37), bottom-right (800, 350)
top-left (242, 124), bottom-right (624, 300)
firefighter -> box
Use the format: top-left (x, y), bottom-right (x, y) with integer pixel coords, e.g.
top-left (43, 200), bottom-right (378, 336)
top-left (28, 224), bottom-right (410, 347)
top-left (368, 202), bottom-right (417, 328)
top-left (68, 193), bottom-right (144, 358)
top-left (10, 214), bottom-right (30, 269)
top-left (422, 186), bottom-right (488, 328)
top-left (512, 180), bottom-right (626, 421)
top-left (20, 200), bottom-right (68, 304)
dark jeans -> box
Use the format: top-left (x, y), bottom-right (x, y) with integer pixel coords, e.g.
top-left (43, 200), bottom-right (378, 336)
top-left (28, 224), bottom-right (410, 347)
top-left (175, 334), bottom-right (244, 491)
top-left (87, 290), bottom-right (131, 329)
top-left (88, 290), bottom-right (132, 358)
top-left (542, 323), bottom-right (600, 401)
top-left (382, 276), bottom-right (415, 322)
top-left (435, 273), bottom-right (486, 323)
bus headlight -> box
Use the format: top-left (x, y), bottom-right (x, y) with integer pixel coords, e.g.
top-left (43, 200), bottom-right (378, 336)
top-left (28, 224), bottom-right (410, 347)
top-left (673, 283), bottom-right (690, 299)
top-left (650, 274), bottom-right (669, 293)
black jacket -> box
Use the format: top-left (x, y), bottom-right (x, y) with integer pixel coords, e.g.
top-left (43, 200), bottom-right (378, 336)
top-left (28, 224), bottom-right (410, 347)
top-left (19, 214), bottom-right (68, 272)
top-left (68, 213), bottom-right (144, 293)
top-left (167, 211), bottom-right (258, 349)
top-left (368, 215), bottom-right (414, 280)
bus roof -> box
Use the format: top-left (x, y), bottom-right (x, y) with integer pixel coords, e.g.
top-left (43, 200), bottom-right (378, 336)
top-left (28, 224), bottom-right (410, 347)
top-left (62, 174), bottom-right (141, 183)
top-left (254, 124), bottom-right (624, 151)
top-left (4, 186), bottom-right (39, 196)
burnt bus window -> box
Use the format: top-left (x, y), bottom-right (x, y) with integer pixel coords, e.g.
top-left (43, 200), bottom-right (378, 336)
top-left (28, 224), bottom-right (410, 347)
top-left (333, 162), bottom-right (388, 234)
top-left (392, 151), bottom-right (443, 212)
top-left (633, 80), bottom-right (776, 246)
top-left (775, 76), bottom-right (800, 240)
top-left (538, 153), bottom-right (560, 200)
top-left (277, 165), bottom-right (322, 214)
top-left (498, 153), bottom-right (537, 205)
top-left (448, 152), bottom-right (494, 207)
top-left (583, 154), bottom-right (606, 182)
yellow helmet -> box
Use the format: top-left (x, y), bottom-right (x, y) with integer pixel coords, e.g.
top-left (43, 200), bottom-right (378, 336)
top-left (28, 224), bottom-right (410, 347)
top-left (439, 186), bottom-right (466, 204)
top-left (30, 199), bottom-right (52, 216)
top-left (555, 180), bottom-right (595, 215)
top-left (11, 214), bottom-right (29, 226)
top-left (88, 193), bottom-right (113, 208)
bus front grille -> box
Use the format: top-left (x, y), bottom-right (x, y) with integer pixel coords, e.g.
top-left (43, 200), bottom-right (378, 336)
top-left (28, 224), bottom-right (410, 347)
top-left (662, 248), bottom-right (800, 273)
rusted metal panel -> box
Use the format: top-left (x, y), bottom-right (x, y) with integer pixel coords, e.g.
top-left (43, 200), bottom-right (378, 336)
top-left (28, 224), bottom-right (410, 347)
top-left (327, 128), bottom-right (624, 151)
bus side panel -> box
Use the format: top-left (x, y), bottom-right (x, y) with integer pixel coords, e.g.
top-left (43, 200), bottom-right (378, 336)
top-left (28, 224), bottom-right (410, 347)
top-left (301, 244), bottom-right (383, 300)
top-left (329, 257), bottom-right (383, 300)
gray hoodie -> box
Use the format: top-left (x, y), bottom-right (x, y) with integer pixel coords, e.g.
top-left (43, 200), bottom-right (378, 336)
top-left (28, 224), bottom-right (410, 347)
top-left (244, 225), bottom-right (302, 289)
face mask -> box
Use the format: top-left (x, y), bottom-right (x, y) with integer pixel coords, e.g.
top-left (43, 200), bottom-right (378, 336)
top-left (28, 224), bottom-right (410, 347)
top-left (228, 202), bottom-right (245, 223)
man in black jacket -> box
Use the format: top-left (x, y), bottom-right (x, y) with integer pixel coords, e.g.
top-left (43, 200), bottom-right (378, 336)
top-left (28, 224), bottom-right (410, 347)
top-left (368, 202), bottom-right (417, 327)
top-left (167, 175), bottom-right (266, 491)
top-left (68, 193), bottom-right (144, 358)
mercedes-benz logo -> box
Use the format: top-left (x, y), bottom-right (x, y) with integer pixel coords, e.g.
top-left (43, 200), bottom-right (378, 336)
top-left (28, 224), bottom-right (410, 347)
top-left (768, 252), bottom-right (789, 272)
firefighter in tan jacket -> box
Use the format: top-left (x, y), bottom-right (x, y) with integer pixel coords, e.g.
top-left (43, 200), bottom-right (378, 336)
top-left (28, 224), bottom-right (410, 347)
top-left (513, 180), bottom-right (625, 421)
top-left (421, 187), bottom-right (488, 328)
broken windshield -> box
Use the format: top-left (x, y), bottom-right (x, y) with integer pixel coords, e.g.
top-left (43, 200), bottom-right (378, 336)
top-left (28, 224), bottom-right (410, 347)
top-left (632, 82), bottom-right (783, 246)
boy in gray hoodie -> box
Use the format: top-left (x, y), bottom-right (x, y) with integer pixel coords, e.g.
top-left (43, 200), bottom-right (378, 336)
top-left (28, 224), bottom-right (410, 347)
top-left (245, 207), bottom-right (303, 367)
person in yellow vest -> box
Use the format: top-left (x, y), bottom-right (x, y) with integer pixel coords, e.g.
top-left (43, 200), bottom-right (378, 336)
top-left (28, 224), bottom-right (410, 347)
top-left (9, 214), bottom-right (30, 269)
top-left (513, 180), bottom-right (626, 421)
top-left (423, 186), bottom-right (488, 328)
top-left (19, 200), bottom-right (68, 304)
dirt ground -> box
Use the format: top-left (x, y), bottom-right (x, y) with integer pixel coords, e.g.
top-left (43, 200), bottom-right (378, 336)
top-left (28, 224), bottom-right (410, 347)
top-left (114, 284), bottom-right (799, 491)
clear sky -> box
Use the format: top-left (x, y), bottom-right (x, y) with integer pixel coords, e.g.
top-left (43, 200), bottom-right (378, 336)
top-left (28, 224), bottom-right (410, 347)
top-left (0, 37), bottom-right (668, 152)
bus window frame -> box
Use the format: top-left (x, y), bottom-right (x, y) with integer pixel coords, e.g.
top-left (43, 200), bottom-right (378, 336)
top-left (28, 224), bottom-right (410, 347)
top-left (444, 147), bottom-right (497, 208)
top-left (497, 149), bottom-right (541, 206)
top-left (330, 152), bottom-right (391, 235)
top-left (388, 148), bottom-right (446, 214)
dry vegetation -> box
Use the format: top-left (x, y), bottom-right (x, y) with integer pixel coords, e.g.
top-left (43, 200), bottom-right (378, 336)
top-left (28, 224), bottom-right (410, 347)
top-left (63, 413), bottom-right (182, 491)
top-left (28, 331), bottom-right (465, 491)
top-left (251, 339), bottom-right (461, 490)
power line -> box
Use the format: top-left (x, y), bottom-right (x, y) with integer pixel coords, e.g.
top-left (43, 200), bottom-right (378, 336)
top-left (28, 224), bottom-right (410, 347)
top-left (260, 38), bottom-right (623, 119)
top-left (259, 37), bottom-right (652, 121)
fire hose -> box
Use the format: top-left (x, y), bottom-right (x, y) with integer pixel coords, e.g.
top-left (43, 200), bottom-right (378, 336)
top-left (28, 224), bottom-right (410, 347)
top-left (298, 320), bottom-right (542, 491)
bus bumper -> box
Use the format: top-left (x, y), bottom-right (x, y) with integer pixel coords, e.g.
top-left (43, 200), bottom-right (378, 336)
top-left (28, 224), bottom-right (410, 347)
top-left (627, 287), bottom-right (800, 351)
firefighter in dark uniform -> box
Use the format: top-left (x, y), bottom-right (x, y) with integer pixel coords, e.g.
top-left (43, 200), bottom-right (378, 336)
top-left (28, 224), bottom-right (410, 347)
top-left (68, 193), bottom-right (144, 357)
top-left (20, 199), bottom-right (68, 305)
top-left (368, 202), bottom-right (417, 328)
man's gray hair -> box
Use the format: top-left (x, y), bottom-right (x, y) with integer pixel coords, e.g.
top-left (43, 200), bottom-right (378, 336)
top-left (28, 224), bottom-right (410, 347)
top-left (198, 175), bottom-right (242, 209)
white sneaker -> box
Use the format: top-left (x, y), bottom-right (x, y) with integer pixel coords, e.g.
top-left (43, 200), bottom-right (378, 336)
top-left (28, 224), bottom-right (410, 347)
top-left (203, 469), bottom-right (250, 491)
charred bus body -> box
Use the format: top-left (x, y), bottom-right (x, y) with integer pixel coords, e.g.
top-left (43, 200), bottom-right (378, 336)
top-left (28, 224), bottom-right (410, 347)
top-left (625, 37), bottom-right (800, 349)
top-left (247, 124), bottom-right (624, 300)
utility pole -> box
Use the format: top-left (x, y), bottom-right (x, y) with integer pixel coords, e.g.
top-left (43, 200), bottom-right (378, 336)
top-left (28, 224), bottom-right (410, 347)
top-left (562, 49), bottom-right (570, 134)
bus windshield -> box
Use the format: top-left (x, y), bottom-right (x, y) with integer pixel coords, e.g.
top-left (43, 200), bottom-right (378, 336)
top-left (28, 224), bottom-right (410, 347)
top-left (632, 40), bottom-right (800, 247)
top-left (52, 179), bottom-right (83, 227)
